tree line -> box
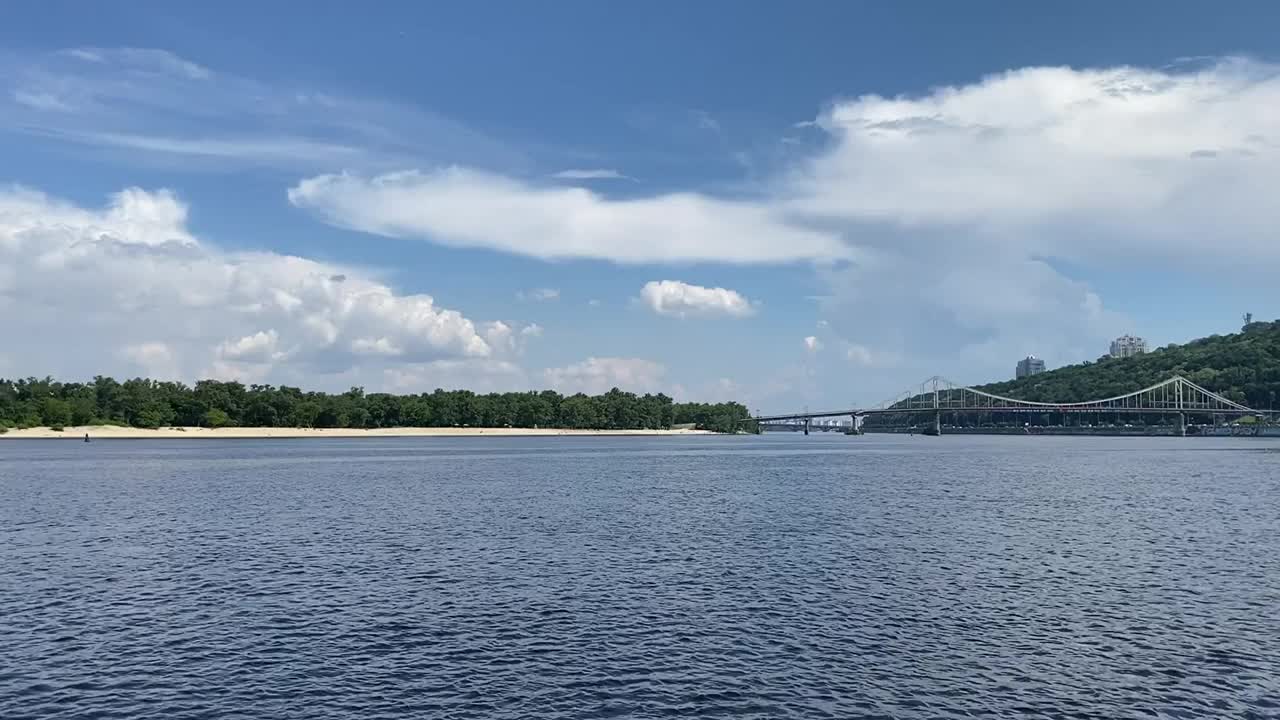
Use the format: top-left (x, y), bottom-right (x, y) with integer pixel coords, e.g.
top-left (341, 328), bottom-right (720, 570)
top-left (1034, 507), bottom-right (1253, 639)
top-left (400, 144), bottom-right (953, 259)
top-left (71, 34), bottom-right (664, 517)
top-left (0, 376), bottom-right (755, 434)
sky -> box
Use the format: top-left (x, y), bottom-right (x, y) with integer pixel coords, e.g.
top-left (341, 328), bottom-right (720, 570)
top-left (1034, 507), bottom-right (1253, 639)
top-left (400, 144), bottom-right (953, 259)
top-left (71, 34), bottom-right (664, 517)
top-left (2, 1), bottom-right (1278, 413)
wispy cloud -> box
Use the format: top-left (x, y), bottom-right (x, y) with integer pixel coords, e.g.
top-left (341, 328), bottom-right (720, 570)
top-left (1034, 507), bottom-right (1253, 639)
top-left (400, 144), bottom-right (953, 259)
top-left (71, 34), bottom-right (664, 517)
top-left (516, 287), bottom-right (560, 302)
top-left (0, 47), bottom-right (521, 172)
top-left (12, 90), bottom-right (73, 112)
top-left (61, 47), bottom-right (214, 80)
top-left (56, 131), bottom-right (366, 164)
top-left (550, 168), bottom-right (634, 181)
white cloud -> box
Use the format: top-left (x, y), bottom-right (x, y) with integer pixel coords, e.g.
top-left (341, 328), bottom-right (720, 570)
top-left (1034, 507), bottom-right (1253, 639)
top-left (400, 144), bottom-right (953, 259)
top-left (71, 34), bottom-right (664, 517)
top-left (218, 330), bottom-right (284, 362)
top-left (803, 336), bottom-right (823, 354)
top-left (287, 169), bottom-right (848, 264)
top-left (516, 287), bottom-right (560, 302)
top-left (470, 321), bottom-right (545, 357)
top-left (0, 186), bottom-right (506, 387)
top-left (551, 169), bottom-right (632, 181)
top-left (639, 280), bottom-right (755, 318)
top-left (789, 59), bottom-right (1280, 268)
top-left (543, 357), bottom-right (666, 395)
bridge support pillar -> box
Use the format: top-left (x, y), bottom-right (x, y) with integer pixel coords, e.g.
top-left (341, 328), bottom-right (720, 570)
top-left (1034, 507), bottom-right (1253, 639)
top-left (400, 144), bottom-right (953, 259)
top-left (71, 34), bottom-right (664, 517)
top-left (1177, 412), bottom-right (1186, 437)
top-left (932, 410), bottom-right (942, 436)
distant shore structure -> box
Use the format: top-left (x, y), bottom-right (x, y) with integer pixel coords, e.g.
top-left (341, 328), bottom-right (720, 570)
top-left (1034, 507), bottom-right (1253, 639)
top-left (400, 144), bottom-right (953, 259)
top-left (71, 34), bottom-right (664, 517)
top-left (1016, 356), bottom-right (1046, 379)
top-left (1110, 335), bottom-right (1148, 359)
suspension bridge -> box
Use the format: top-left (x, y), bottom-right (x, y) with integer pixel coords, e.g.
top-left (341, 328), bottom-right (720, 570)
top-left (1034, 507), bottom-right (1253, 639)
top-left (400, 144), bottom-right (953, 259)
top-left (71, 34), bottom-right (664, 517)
top-left (754, 375), bottom-right (1274, 436)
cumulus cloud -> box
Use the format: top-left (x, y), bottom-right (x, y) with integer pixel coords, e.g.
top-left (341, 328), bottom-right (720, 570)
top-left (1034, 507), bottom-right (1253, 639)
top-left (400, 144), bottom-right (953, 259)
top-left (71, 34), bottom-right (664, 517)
top-left (803, 336), bottom-right (823, 354)
top-left (480, 320), bottom-right (542, 356)
top-left (542, 357), bottom-right (666, 395)
top-left (0, 186), bottom-right (504, 386)
top-left (287, 169), bottom-right (848, 264)
top-left (790, 59), bottom-right (1280, 268)
top-left (217, 330), bottom-right (284, 362)
top-left (639, 280), bottom-right (755, 318)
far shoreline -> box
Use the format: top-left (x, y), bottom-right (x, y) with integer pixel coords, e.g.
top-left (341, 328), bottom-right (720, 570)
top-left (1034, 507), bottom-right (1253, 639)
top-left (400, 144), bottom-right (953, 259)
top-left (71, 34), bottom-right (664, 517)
top-left (1, 425), bottom-right (716, 440)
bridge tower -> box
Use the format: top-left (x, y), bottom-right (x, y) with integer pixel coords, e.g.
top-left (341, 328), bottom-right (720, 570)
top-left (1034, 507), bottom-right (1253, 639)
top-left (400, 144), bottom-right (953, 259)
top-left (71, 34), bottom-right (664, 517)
top-left (930, 377), bottom-right (942, 436)
top-left (1175, 378), bottom-right (1186, 437)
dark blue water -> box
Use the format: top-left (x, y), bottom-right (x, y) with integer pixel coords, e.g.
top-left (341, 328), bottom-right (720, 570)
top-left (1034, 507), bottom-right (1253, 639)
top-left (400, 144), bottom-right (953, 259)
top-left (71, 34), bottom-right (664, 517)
top-left (3, 434), bottom-right (1279, 719)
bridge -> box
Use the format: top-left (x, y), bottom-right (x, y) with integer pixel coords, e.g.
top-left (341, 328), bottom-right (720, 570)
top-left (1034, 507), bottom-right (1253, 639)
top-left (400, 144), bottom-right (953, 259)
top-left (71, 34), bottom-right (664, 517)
top-left (754, 375), bottom-right (1274, 436)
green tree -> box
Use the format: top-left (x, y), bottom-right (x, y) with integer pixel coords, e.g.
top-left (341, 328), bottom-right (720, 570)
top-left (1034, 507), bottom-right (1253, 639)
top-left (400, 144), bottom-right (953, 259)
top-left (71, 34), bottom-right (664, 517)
top-left (40, 397), bottom-right (73, 427)
top-left (204, 408), bottom-right (232, 428)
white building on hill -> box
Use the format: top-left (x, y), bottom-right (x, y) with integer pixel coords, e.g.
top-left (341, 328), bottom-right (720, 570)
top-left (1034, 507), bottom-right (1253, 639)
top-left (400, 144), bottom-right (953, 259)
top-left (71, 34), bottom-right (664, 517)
top-left (1109, 335), bottom-right (1147, 358)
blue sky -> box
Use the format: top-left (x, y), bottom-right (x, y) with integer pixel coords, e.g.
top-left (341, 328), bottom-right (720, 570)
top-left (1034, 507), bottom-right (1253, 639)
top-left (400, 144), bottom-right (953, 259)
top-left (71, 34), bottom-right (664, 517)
top-left (2, 2), bottom-right (1277, 412)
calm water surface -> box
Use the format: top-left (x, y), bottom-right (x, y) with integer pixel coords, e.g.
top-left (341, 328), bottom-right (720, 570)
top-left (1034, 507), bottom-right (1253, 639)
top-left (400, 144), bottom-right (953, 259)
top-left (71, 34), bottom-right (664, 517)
top-left (2, 434), bottom-right (1278, 719)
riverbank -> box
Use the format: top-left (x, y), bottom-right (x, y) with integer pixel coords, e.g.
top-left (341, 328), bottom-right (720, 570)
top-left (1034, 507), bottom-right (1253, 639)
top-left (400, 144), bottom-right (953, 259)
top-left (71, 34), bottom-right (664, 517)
top-left (0, 425), bottom-right (714, 439)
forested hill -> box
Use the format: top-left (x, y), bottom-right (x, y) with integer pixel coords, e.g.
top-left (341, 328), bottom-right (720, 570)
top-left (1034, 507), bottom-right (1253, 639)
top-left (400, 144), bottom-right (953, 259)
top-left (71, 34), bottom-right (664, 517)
top-left (0, 379), bottom-right (753, 433)
top-left (980, 321), bottom-right (1280, 409)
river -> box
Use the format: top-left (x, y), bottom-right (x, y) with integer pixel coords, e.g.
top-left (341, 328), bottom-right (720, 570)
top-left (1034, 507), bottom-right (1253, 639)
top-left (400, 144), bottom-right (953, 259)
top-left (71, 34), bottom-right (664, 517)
top-left (2, 435), bottom-right (1277, 718)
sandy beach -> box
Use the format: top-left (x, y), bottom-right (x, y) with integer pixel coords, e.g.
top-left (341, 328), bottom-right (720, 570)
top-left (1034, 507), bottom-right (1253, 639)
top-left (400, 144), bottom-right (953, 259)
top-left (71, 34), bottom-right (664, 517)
top-left (1, 425), bottom-right (713, 440)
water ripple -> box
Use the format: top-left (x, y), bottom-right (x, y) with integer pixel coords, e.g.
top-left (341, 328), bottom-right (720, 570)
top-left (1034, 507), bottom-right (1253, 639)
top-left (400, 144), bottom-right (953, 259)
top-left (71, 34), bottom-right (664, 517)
top-left (2, 435), bottom-right (1279, 718)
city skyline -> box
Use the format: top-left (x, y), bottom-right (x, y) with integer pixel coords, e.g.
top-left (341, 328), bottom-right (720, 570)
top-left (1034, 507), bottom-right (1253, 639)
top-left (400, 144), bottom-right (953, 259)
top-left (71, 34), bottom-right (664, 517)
top-left (2, 3), bottom-right (1279, 412)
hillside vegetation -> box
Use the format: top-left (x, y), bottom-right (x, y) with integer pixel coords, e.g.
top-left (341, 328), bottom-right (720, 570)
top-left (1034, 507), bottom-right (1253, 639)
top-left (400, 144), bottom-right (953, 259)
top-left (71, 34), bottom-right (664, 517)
top-left (980, 321), bottom-right (1280, 410)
